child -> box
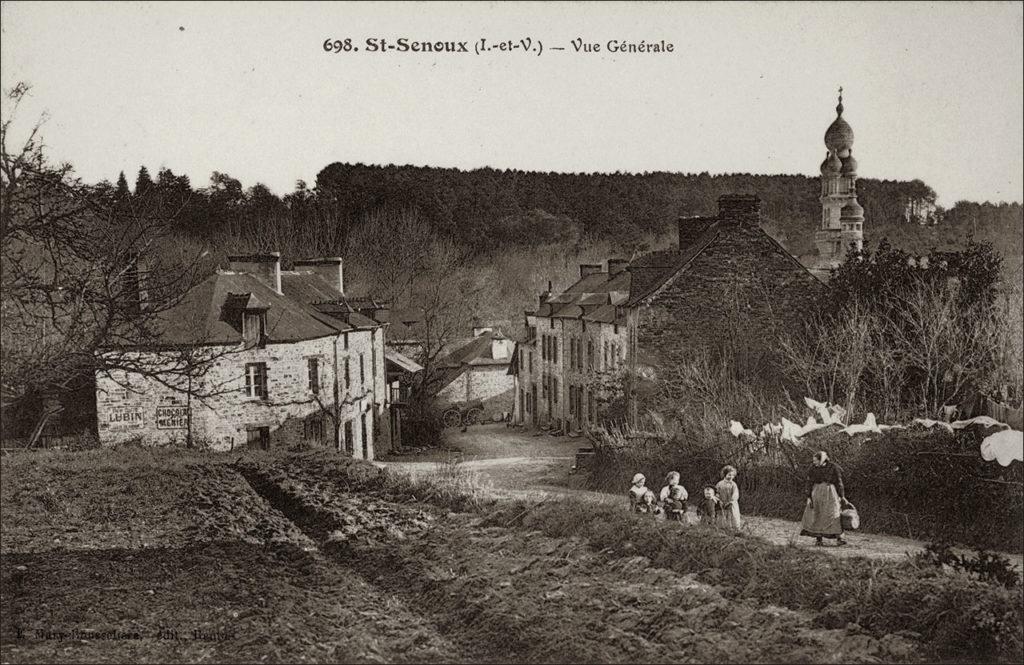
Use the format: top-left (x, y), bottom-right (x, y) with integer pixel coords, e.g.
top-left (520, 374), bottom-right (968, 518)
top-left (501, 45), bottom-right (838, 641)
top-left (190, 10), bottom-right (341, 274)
top-left (628, 473), bottom-right (647, 513)
top-left (716, 465), bottom-right (742, 529)
top-left (636, 489), bottom-right (664, 518)
top-left (665, 484), bottom-right (688, 523)
top-left (697, 485), bottom-right (721, 525)
top-left (659, 471), bottom-right (688, 505)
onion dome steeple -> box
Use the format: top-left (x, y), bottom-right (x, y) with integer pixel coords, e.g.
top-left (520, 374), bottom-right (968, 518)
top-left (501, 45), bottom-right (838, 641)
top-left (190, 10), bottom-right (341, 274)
top-left (824, 87), bottom-right (855, 154)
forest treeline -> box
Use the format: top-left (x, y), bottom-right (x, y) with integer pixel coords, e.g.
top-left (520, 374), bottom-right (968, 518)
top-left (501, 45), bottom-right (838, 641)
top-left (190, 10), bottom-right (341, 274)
top-left (106, 162), bottom-right (1023, 261)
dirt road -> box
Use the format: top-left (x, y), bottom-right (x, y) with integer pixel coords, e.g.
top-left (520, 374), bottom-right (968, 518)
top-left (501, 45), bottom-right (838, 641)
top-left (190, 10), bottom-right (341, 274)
top-left (382, 424), bottom-right (1024, 569)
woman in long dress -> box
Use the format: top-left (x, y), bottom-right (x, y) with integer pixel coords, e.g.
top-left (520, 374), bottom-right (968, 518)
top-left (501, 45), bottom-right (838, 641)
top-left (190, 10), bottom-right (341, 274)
top-left (800, 451), bottom-right (848, 546)
top-left (715, 465), bottom-right (742, 529)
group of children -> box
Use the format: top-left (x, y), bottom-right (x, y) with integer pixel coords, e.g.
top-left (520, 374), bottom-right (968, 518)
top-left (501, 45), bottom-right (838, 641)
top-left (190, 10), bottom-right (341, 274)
top-left (627, 466), bottom-right (742, 529)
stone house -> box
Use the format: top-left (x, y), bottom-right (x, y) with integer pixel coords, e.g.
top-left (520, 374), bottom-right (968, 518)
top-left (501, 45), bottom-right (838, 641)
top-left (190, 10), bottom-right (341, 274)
top-left (512, 194), bottom-right (823, 431)
top-left (95, 253), bottom-right (413, 458)
top-left (434, 328), bottom-right (515, 418)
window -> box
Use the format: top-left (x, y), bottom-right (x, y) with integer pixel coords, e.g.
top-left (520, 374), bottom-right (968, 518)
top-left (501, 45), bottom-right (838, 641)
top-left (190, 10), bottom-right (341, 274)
top-left (577, 338), bottom-right (584, 369)
top-left (587, 340), bottom-right (594, 370)
top-left (246, 426), bottom-right (270, 450)
top-left (307, 358), bottom-right (320, 394)
top-left (245, 363), bottom-right (268, 399)
top-left (603, 341), bottom-right (609, 369)
top-left (541, 373), bottom-right (548, 399)
top-left (344, 333), bottom-right (349, 351)
top-left (528, 351), bottom-right (534, 373)
top-left (361, 413), bottom-right (369, 453)
top-left (542, 335), bottom-right (548, 361)
top-left (359, 353), bottom-right (365, 387)
top-left (344, 357), bottom-right (351, 392)
top-left (304, 415), bottom-right (324, 441)
top-left (588, 391), bottom-right (596, 422)
top-left (552, 377), bottom-right (559, 405)
top-left (569, 338), bottom-right (575, 370)
top-left (552, 337), bottom-right (558, 364)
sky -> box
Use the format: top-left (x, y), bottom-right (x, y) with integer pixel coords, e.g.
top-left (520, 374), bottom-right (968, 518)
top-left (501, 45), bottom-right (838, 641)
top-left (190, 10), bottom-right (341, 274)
top-left (1, 1), bottom-right (1022, 206)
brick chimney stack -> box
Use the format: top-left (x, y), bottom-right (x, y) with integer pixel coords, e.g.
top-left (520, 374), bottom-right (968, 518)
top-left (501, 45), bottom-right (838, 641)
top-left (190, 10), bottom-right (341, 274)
top-left (607, 258), bottom-right (629, 275)
top-left (294, 257), bottom-right (344, 294)
top-left (228, 252), bottom-right (282, 294)
top-left (580, 264), bottom-right (602, 278)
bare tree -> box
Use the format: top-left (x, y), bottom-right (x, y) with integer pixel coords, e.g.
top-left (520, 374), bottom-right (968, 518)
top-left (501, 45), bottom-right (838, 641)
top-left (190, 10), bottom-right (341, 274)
top-left (891, 279), bottom-right (1002, 417)
top-left (1, 83), bottom-right (217, 444)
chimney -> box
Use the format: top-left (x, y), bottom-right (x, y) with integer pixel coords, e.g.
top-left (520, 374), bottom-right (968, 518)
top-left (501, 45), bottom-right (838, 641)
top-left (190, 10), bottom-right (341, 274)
top-left (228, 252), bottom-right (282, 294)
top-left (580, 263), bottom-right (602, 278)
top-left (539, 280), bottom-right (552, 309)
top-left (294, 257), bottom-right (344, 294)
top-left (716, 194), bottom-right (761, 227)
top-left (607, 258), bottom-right (629, 276)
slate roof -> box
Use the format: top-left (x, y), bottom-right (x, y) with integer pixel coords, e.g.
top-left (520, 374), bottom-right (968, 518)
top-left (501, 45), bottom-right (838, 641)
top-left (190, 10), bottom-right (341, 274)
top-left (143, 270), bottom-right (383, 347)
top-left (385, 349), bottom-right (423, 374)
top-left (435, 330), bottom-right (513, 390)
top-left (532, 213), bottom-right (820, 319)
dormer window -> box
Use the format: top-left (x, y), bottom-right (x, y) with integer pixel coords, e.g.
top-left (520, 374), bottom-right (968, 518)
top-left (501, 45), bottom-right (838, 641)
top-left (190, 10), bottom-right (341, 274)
top-left (243, 310), bottom-right (268, 348)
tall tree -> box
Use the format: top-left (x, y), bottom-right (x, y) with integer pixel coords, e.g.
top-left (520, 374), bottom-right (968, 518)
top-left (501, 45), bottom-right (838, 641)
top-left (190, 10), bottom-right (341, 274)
top-left (115, 171), bottom-right (130, 198)
top-left (1, 84), bottom-right (216, 444)
top-left (134, 165), bottom-right (153, 198)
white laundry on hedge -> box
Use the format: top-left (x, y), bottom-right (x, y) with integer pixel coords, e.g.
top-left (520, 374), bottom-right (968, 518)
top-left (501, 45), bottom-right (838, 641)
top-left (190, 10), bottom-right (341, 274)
top-left (804, 396), bottom-right (836, 425)
top-left (980, 429), bottom-right (1023, 466)
top-left (729, 420), bottom-right (755, 439)
top-left (800, 415), bottom-right (830, 436)
top-left (950, 416), bottom-right (1009, 431)
top-left (780, 417), bottom-right (804, 442)
top-left (913, 418), bottom-right (955, 433)
top-left (843, 412), bottom-right (881, 436)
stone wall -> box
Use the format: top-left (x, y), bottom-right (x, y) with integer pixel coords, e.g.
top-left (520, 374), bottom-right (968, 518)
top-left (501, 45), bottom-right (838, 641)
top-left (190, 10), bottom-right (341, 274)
top-left (96, 327), bottom-right (389, 458)
top-left (436, 365), bottom-right (515, 417)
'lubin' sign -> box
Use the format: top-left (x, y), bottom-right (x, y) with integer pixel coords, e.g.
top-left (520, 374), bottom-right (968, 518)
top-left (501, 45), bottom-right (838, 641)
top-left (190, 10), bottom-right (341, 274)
top-left (107, 407), bottom-right (144, 430)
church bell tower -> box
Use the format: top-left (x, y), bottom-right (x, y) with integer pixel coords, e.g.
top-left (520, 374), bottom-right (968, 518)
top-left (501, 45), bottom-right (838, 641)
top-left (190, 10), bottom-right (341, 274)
top-left (815, 87), bottom-right (864, 268)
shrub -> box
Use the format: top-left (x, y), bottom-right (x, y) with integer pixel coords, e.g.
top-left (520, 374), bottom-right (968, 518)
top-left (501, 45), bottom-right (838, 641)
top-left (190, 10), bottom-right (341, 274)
top-left (916, 540), bottom-right (1021, 589)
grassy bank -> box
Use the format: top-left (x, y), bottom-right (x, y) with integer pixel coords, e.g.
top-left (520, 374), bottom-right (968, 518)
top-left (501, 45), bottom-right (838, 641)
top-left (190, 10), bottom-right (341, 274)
top-left (242, 448), bottom-right (1023, 662)
top-left (480, 498), bottom-right (1023, 662)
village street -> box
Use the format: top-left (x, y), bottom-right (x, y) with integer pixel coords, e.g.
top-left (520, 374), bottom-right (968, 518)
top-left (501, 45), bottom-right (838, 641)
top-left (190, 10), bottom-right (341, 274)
top-left (381, 424), bottom-right (1024, 569)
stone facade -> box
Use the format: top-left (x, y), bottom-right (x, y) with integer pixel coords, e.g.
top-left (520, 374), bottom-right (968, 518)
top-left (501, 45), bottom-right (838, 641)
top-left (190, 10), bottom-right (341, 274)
top-left (514, 291), bottom-right (629, 431)
top-left (95, 253), bottom-right (392, 459)
top-left (435, 365), bottom-right (515, 416)
top-left (433, 330), bottom-right (516, 418)
top-left (515, 195), bottom-right (822, 430)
